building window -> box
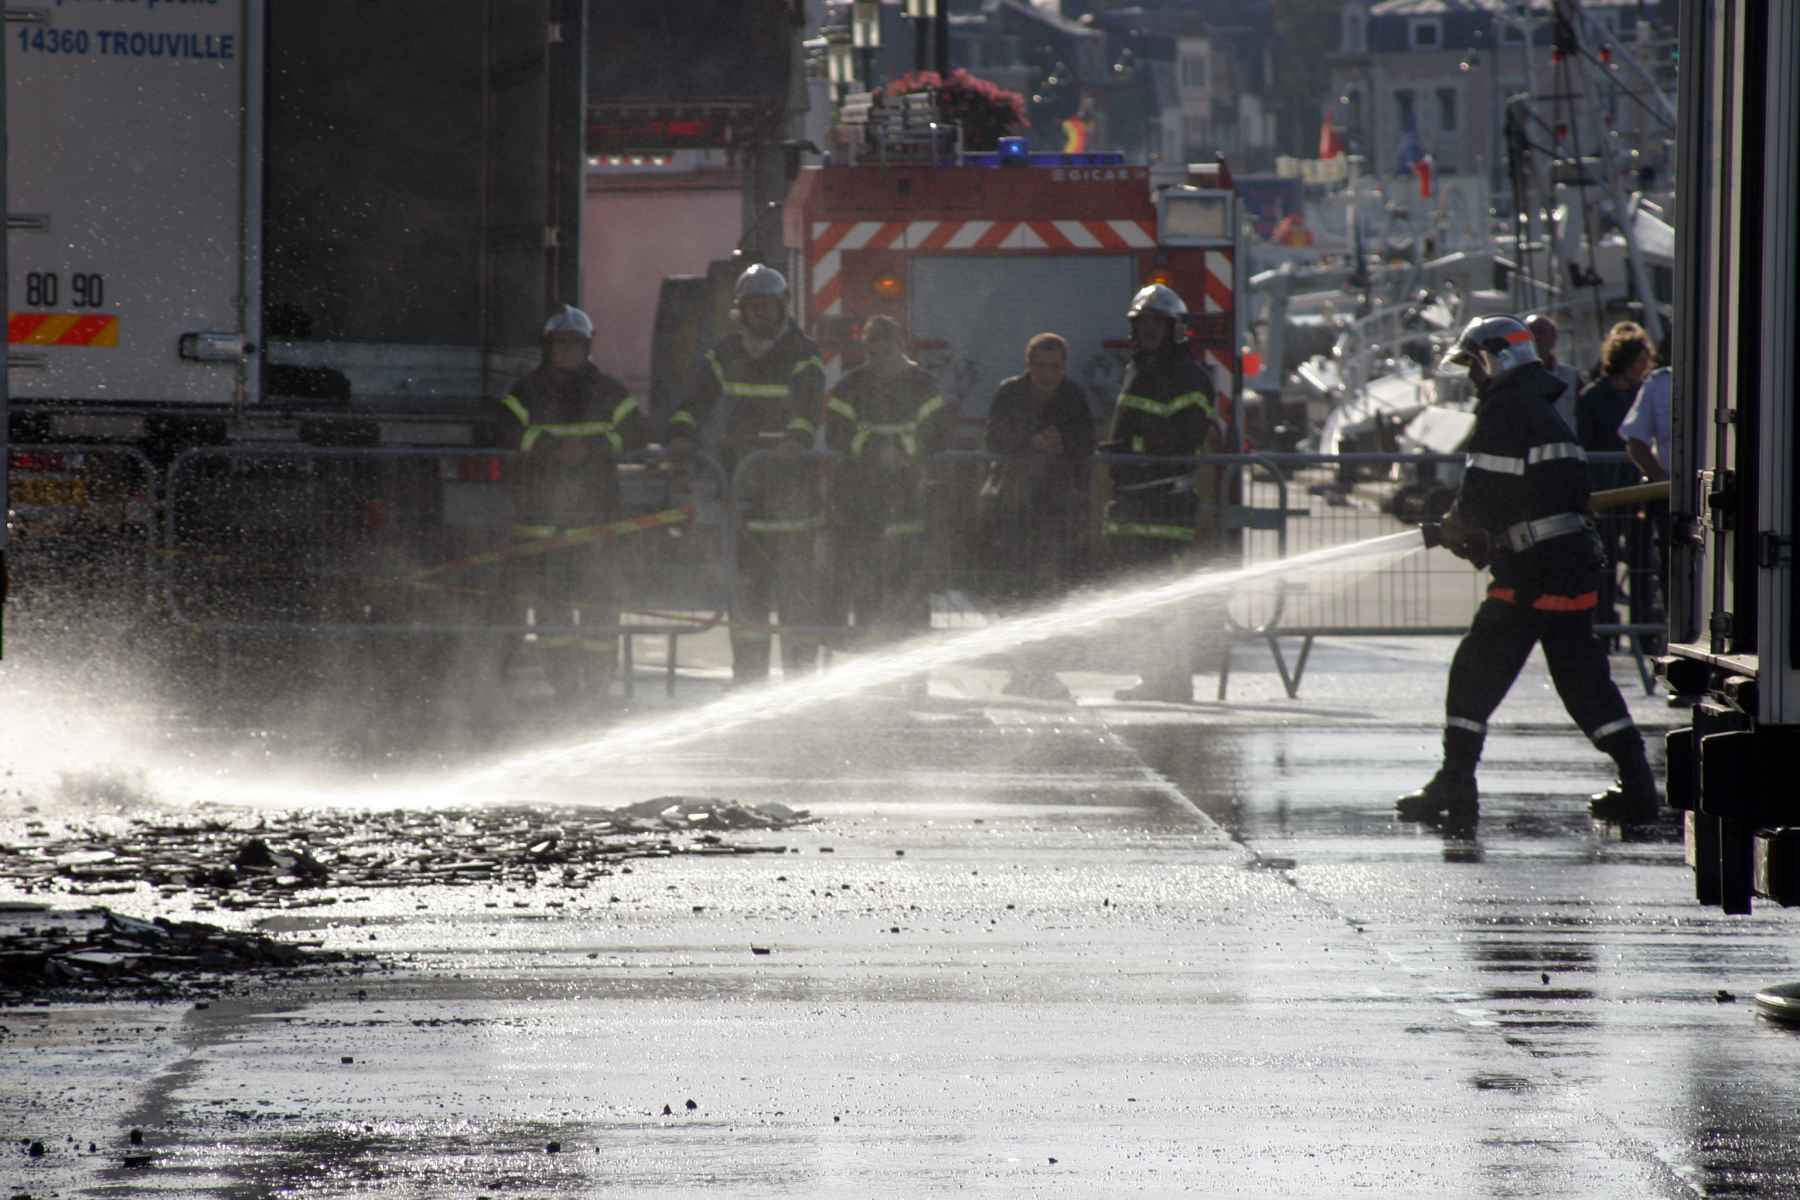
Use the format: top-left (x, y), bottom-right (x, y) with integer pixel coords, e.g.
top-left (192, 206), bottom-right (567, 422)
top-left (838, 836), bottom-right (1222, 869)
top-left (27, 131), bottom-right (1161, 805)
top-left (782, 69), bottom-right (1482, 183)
top-left (1410, 19), bottom-right (1442, 49)
top-left (1436, 87), bottom-right (1457, 133)
top-left (1344, 12), bottom-right (1364, 54)
top-left (1181, 54), bottom-right (1208, 89)
top-left (1395, 88), bottom-right (1416, 132)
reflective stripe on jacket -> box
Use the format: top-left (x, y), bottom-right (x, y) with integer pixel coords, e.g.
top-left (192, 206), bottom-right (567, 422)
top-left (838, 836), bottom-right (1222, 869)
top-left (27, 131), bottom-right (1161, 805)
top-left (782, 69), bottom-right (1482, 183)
top-left (669, 328), bottom-right (825, 461)
top-left (1451, 361), bottom-right (1600, 599)
top-left (496, 362), bottom-right (647, 524)
top-left (824, 361), bottom-right (953, 541)
top-left (501, 391), bottom-right (641, 454)
top-left (1104, 345), bottom-right (1220, 543)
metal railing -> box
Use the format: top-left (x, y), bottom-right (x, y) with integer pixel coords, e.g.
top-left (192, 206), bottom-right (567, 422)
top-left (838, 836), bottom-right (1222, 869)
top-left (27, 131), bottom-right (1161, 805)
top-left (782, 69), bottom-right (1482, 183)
top-left (1221, 450), bottom-right (1666, 697)
top-left (160, 445), bottom-right (732, 699)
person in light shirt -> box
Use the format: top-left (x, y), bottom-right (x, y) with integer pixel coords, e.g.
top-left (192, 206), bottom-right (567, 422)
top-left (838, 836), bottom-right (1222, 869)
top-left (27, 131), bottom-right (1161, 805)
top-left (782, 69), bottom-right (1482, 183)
top-left (1526, 314), bottom-right (1581, 431)
top-left (1620, 364), bottom-right (1677, 666)
top-left (1619, 365), bottom-right (1671, 482)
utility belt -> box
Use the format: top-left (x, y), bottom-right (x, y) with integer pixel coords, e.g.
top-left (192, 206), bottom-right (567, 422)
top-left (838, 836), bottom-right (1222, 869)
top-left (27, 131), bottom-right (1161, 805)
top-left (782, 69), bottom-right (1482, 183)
top-left (1499, 511), bottom-right (1590, 553)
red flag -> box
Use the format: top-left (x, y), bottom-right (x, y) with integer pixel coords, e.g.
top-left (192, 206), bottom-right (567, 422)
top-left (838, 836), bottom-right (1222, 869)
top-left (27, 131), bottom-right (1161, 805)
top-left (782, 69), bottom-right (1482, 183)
top-left (1414, 154), bottom-right (1434, 199)
top-left (1319, 112), bottom-right (1345, 160)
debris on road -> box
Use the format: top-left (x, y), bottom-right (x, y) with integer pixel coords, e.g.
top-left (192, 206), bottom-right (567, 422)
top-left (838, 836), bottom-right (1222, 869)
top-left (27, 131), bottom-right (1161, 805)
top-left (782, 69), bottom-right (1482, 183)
top-left (0, 798), bottom-right (814, 908)
top-left (0, 797), bottom-right (813, 1003)
top-left (0, 903), bottom-right (360, 1004)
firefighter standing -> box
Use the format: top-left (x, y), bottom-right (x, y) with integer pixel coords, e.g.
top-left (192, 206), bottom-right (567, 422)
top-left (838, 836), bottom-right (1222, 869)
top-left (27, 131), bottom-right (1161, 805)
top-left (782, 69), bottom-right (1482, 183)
top-left (667, 264), bottom-right (827, 684)
top-left (1103, 284), bottom-right (1224, 703)
top-left (824, 314), bottom-right (953, 648)
top-left (1400, 315), bottom-right (1660, 828)
top-left (495, 305), bottom-right (648, 702)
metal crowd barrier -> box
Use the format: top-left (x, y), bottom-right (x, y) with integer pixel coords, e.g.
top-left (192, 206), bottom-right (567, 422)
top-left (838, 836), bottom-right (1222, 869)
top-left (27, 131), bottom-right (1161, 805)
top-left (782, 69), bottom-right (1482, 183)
top-left (136, 440), bottom-right (1669, 704)
top-left (725, 445), bottom-right (1664, 702)
top-left (161, 445), bottom-right (731, 699)
top-left (1223, 451), bottom-right (1666, 698)
top-left (727, 446), bottom-right (1299, 695)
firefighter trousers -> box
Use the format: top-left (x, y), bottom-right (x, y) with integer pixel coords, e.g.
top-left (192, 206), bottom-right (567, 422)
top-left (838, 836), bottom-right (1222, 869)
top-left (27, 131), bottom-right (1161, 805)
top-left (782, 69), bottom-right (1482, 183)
top-left (1442, 596), bottom-right (1643, 769)
top-left (490, 538), bottom-right (618, 701)
top-left (733, 527), bottom-right (822, 682)
top-left (1105, 530), bottom-right (1223, 697)
top-left (837, 527), bottom-right (930, 649)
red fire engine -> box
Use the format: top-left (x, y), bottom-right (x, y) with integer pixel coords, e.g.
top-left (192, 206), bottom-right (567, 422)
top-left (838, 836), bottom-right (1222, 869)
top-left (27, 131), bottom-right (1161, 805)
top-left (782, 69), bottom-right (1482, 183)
top-left (782, 137), bottom-right (1243, 439)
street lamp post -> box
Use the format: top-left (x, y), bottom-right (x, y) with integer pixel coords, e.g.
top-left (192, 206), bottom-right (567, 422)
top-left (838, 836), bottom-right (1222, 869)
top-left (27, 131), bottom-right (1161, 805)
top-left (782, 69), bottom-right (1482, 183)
top-left (852, 0), bottom-right (881, 91)
top-left (827, 25), bottom-right (855, 107)
top-left (905, 0), bottom-right (937, 75)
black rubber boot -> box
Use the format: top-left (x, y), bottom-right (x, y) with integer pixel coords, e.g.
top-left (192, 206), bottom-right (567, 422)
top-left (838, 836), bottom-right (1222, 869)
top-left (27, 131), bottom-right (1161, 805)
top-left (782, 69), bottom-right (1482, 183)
top-left (1588, 754), bottom-right (1662, 824)
top-left (1396, 765), bottom-right (1478, 824)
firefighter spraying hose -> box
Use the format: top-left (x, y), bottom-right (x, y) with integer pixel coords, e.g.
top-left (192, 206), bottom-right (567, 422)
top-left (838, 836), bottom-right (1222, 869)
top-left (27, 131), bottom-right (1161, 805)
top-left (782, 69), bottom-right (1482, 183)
top-left (1400, 315), bottom-right (1661, 832)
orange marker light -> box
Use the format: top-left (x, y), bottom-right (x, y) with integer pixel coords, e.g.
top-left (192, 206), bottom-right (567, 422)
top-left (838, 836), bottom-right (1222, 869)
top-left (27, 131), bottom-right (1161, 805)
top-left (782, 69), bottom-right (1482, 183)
top-left (872, 274), bottom-right (905, 300)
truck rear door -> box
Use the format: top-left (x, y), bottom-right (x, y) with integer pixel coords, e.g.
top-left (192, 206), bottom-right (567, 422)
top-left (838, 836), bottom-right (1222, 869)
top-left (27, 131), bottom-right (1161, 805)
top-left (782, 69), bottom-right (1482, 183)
top-left (908, 254), bottom-right (1134, 428)
top-left (7, 1), bottom-right (248, 406)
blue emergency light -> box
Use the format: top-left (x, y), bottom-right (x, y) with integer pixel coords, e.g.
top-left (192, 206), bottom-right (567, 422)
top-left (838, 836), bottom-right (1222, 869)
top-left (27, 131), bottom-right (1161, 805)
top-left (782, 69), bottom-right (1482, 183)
top-left (963, 137), bottom-right (1126, 168)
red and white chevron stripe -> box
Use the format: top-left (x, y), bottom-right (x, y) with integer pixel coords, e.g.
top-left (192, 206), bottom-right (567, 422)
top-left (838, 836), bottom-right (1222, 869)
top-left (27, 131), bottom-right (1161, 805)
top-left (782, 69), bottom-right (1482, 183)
top-left (1198, 247), bottom-right (1236, 397)
top-left (807, 218), bottom-right (1157, 317)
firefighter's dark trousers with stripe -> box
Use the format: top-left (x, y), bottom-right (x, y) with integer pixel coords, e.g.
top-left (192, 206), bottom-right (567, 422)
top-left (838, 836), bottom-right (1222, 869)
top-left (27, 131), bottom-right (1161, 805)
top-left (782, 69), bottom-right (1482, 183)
top-left (1442, 594), bottom-right (1643, 770)
top-left (733, 528), bottom-right (822, 682)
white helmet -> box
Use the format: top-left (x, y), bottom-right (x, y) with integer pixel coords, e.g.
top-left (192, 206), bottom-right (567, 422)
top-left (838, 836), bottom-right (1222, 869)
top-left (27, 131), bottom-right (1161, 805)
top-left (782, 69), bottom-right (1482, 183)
top-left (734, 263), bottom-right (788, 302)
top-left (1127, 284), bottom-right (1189, 340)
top-left (1438, 315), bottom-right (1540, 381)
top-left (543, 304), bottom-right (594, 339)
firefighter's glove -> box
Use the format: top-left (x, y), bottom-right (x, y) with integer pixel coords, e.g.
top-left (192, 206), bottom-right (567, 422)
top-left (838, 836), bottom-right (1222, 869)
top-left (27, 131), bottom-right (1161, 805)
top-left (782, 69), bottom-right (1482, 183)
top-left (1441, 515), bottom-right (1492, 569)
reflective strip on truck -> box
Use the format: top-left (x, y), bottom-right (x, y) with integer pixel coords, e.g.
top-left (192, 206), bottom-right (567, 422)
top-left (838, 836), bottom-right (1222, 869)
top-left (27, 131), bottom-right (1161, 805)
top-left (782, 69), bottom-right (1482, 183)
top-left (7, 313), bottom-right (119, 347)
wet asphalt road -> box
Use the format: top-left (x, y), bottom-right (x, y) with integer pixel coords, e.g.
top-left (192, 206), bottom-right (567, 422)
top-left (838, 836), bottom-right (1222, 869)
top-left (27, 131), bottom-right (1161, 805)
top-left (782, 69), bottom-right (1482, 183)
top-left (7, 635), bottom-right (1800, 1197)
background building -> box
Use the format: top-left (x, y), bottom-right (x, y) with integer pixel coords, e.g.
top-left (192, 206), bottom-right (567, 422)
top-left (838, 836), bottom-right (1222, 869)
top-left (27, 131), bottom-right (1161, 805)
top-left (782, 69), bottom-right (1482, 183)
top-left (1328, 0), bottom-right (1677, 195)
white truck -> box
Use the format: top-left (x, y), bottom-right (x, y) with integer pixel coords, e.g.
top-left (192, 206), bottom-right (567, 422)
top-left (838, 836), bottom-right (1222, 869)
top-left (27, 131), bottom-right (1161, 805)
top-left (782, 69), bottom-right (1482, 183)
top-left (4, 0), bottom-right (588, 660)
top-left (1660, 0), bottom-right (1800, 916)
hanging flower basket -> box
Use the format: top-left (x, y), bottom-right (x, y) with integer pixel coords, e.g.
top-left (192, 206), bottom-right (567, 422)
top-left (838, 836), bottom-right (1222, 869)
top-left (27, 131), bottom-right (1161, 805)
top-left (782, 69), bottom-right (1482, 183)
top-left (883, 68), bottom-right (1027, 151)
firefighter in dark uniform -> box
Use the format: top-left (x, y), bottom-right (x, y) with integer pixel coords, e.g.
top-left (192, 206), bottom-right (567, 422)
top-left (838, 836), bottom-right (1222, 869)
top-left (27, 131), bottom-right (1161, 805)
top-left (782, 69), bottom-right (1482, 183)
top-left (824, 314), bottom-right (953, 648)
top-left (1399, 315), bottom-right (1660, 828)
top-left (495, 304), bottom-right (648, 702)
top-left (667, 264), bottom-right (826, 684)
top-left (1103, 284), bottom-right (1225, 703)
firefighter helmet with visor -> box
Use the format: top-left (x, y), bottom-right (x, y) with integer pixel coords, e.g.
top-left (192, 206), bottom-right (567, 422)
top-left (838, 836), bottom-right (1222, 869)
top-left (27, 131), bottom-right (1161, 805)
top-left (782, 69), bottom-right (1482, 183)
top-left (1438, 315), bottom-right (1541, 381)
top-left (542, 304), bottom-right (594, 340)
top-left (1127, 284), bottom-right (1189, 340)
top-left (734, 263), bottom-right (788, 302)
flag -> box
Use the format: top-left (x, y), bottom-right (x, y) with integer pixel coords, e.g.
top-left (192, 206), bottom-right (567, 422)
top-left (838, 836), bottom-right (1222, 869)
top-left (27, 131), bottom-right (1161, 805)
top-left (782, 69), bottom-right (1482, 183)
top-left (1062, 116), bottom-right (1090, 154)
top-left (1414, 153), bottom-right (1435, 199)
top-left (1319, 112), bottom-right (1345, 160)
top-left (1394, 128), bottom-right (1424, 175)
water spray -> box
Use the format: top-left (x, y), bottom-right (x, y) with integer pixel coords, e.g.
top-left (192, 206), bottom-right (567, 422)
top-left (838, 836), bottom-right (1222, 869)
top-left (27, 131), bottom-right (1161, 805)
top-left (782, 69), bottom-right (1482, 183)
top-left (8, 528), bottom-right (1422, 811)
top-left (452, 528), bottom-right (1427, 794)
